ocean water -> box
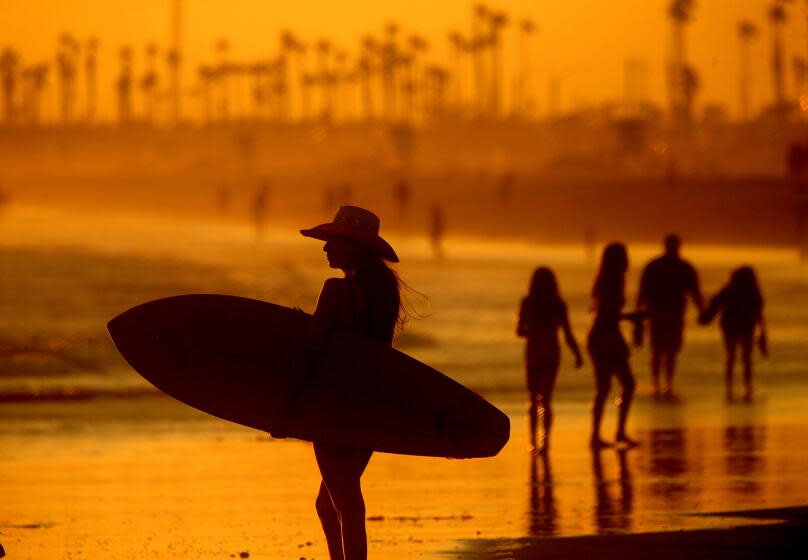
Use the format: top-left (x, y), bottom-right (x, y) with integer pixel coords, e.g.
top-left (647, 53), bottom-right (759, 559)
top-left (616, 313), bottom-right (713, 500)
top-left (1, 203), bottom-right (805, 405)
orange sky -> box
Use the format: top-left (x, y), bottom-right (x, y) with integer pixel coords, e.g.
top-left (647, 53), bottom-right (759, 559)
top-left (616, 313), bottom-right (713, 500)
top-left (3, 0), bottom-right (808, 121)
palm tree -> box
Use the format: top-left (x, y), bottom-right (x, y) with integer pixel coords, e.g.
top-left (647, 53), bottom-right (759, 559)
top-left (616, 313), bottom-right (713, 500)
top-left (215, 38), bottom-right (231, 121)
top-left (357, 51), bottom-right (375, 121)
top-left (141, 43), bottom-right (159, 124)
top-left (404, 34), bottom-right (428, 122)
top-left (768, 1), bottom-right (790, 111)
top-left (447, 30), bottom-right (469, 109)
top-left (667, 0), bottom-right (697, 125)
top-left (197, 64), bottom-right (216, 124)
top-left (168, 0), bottom-right (183, 124)
top-left (333, 48), bottom-right (349, 121)
top-left (279, 30), bottom-right (301, 121)
top-left (166, 47), bottom-right (181, 124)
top-left (0, 47), bottom-right (20, 124)
top-left (472, 3), bottom-right (489, 113)
top-left (360, 35), bottom-right (380, 120)
top-left (116, 46), bottom-right (134, 124)
top-left (514, 19), bottom-right (537, 117)
top-left (315, 38), bottom-right (334, 121)
top-left (486, 9), bottom-right (509, 116)
top-left (84, 37), bottom-right (99, 122)
top-left (21, 63), bottom-right (48, 124)
top-left (381, 23), bottom-right (401, 121)
top-left (424, 64), bottom-right (450, 119)
top-left (56, 33), bottom-right (79, 124)
top-left (737, 20), bottom-right (759, 121)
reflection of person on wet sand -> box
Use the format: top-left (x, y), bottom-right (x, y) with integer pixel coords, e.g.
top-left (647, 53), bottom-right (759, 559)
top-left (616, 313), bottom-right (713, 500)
top-left (299, 205), bottom-right (407, 560)
top-left (699, 266), bottom-right (768, 402)
top-left (636, 234), bottom-right (703, 397)
top-left (517, 267), bottom-right (583, 454)
top-left (588, 243), bottom-right (643, 449)
top-left (592, 448), bottom-right (633, 533)
top-left (528, 453), bottom-right (557, 536)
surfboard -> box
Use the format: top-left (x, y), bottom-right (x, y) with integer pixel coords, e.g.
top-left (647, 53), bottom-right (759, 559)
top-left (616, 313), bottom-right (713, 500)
top-left (107, 294), bottom-right (509, 458)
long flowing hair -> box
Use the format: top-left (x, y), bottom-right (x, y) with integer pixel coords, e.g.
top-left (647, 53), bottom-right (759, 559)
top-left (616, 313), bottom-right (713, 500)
top-left (725, 265), bottom-right (763, 313)
top-left (351, 245), bottom-right (405, 333)
top-left (525, 267), bottom-right (564, 324)
top-left (592, 242), bottom-right (628, 312)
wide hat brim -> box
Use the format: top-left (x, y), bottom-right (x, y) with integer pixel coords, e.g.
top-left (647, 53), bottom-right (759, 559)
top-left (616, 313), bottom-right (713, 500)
top-left (301, 223), bottom-right (399, 263)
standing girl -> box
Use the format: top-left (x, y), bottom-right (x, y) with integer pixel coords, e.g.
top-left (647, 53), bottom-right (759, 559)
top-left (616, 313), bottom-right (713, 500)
top-left (517, 267), bottom-right (583, 454)
top-left (699, 266), bottom-right (767, 401)
top-left (300, 206), bottom-right (405, 560)
top-left (588, 243), bottom-right (642, 449)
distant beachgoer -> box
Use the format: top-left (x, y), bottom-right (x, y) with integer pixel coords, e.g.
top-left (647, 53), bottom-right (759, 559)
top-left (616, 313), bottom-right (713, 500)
top-left (429, 203), bottom-right (445, 260)
top-left (636, 234), bottom-right (703, 396)
top-left (588, 243), bottom-right (643, 449)
top-left (498, 171), bottom-right (515, 203)
top-left (517, 267), bottom-right (583, 454)
top-left (394, 178), bottom-right (411, 220)
top-left (216, 182), bottom-right (230, 214)
top-left (252, 179), bottom-right (270, 238)
top-left (699, 266), bottom-right (768, 402)
top-left (299, 206), bottom-right (406, 560)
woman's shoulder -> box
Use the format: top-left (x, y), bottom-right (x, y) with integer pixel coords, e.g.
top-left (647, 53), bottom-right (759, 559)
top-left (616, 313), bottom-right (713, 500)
top-left (320, 277), bottom-right (351, 300)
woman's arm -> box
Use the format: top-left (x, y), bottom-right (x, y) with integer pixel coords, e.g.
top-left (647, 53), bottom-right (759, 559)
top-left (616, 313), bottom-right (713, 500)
top-left (516, 299), bottom-right (529, 337)
top-left (306, 278), bottom-right (344, 346)
top-left (290, 278), bottom-right (345, 400)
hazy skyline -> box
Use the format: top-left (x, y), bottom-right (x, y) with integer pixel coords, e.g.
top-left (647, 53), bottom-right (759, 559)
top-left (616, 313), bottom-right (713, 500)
top-left (3, 0), bottom-right (808, 121)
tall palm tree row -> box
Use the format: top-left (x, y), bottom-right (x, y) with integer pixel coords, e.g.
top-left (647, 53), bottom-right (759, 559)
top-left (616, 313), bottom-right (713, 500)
top-left (7, 3), bottom-right (808, 128)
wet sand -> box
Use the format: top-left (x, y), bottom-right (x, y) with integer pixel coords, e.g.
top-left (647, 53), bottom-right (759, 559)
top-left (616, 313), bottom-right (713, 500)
top-left (2, 394), bottom-right (808, 559)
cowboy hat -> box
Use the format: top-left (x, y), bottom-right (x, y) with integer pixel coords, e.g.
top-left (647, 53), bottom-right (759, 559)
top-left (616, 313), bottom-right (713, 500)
top-left (301, 206), bottom-right (399, 263)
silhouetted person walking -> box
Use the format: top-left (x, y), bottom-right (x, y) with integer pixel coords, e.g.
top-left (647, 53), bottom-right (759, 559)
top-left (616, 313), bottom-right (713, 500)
top-left (699, 266), bottom-right (768, 402)
top-left (588, 243), bottom-right (643, 449)
top-left (429, 202), bottom-right (445, 260)
top-left (252, 179), bottom-right (270, 238)
top-left (517, 267), bottom-right (582, 454)
top-left (394, 178), bottom-right (411, 221)
top-left (636, 234), bottom-right (703, 396)
top-left (300, 206), bottom-right (405, 560)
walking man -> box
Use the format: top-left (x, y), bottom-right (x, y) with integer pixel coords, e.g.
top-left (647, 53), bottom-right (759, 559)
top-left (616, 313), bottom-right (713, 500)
top-left (636, 234), bottom-right (703, 396)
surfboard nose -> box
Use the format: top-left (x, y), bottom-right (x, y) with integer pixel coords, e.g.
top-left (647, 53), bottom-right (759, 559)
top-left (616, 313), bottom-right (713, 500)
top-left (440, 404), bottom-right (510, 458)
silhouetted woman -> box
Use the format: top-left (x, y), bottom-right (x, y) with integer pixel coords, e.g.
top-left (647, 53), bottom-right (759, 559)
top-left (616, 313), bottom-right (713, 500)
top-left (588, 243), bottom-right (642, 449)
top-left (300, 206), bottom-right (405, 560)
top-left (699, 266), bottom-right (767, 401)
top-left (517, 267), bottom-right (583, 454)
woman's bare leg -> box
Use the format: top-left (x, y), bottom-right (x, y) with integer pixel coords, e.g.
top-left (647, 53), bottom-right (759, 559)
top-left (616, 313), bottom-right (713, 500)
top-left (723, 335), bottom-right (736, 401)
top-left (314, 443), bottom-right (373, 560)
top-left (741, 335), bottom-right (754, 400)
top-left (541, 394), bottom-right (553, 454)
top-left (614, 361), bottom-right (637, 446)
top-left (528, 394), bottom-right (539, 451)
top-left (315, 481), bottom-right (344, 560)
top-left (591, 364), bottom-right (612, 449)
